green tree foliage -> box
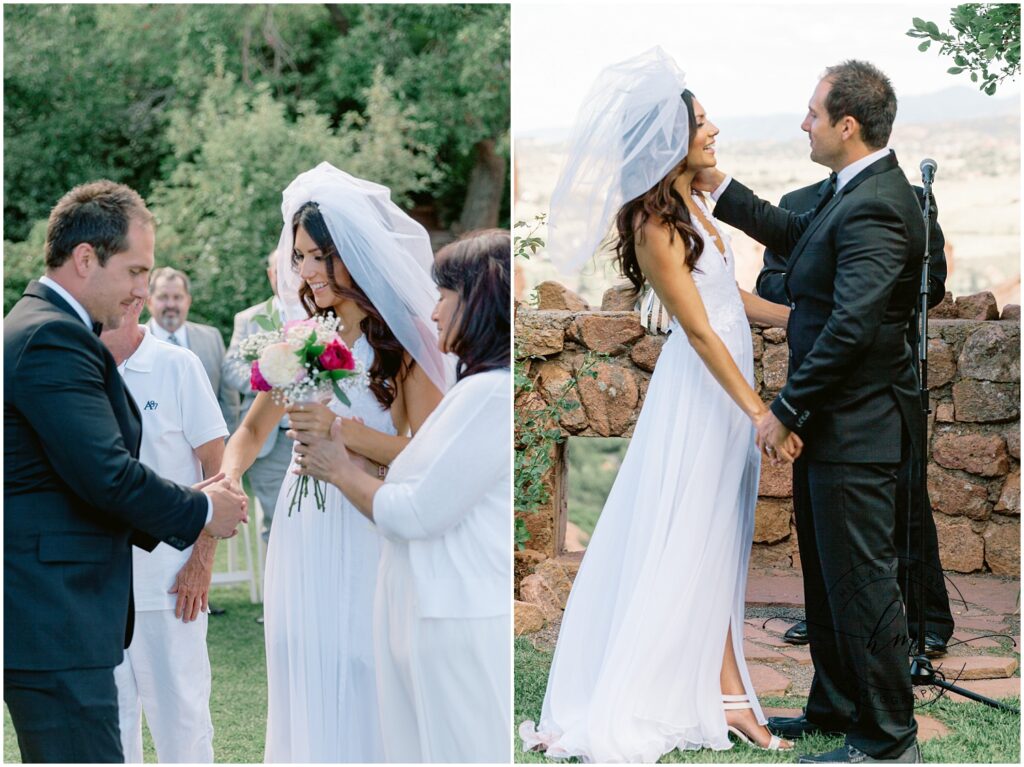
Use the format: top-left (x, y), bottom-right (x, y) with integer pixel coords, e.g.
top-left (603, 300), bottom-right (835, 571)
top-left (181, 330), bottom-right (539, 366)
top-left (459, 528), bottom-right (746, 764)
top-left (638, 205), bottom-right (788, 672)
top-left (149, 62), bottom-right (439, 333)
top-left (322, 4), bottom-right (510, 227)
top-left (908, 4), bottom-right (1021, 94)
top-left (3, 3), bottom-right (510, 330)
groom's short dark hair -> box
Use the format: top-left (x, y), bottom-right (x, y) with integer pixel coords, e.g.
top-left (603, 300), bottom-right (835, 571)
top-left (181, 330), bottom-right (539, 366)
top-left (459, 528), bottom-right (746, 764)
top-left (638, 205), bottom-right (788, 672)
top-left (823, 60), bottom-right (897, 149)
top-left (45, 180), bottom-right (154, 269)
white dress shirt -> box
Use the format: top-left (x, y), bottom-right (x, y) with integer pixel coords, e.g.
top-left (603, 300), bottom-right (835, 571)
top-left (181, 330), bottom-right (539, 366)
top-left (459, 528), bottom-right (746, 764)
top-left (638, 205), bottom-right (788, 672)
top-left (150, 319), bottom-right (190, 348)
top-left (39, 275), bottom-right (91, 327)
top-left (835, 147), bottom-right (892, 193)
top-left (711, 146), bottom-right (894, 202)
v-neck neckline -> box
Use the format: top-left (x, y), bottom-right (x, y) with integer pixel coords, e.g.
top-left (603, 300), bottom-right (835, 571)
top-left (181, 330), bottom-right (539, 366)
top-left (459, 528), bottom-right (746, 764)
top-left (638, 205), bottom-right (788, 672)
top-left (687, 194), bottom-right (727, 265)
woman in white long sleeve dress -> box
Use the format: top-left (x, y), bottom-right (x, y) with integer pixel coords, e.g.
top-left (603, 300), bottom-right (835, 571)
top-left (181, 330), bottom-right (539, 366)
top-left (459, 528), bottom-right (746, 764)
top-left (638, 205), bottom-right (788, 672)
top-left (293, 229), bottom-right (512, 763)
top-left (518, 49), bottom-right (800, 762)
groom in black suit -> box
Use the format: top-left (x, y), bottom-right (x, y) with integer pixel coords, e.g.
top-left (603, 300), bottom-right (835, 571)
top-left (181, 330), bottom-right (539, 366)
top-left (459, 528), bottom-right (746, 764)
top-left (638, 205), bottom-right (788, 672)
top-left (4, 180), bottom-right (249, 762)
top-left (697, 61), bottom-right (924, 763)
top-left (758, 184), bottom-right (955, 657)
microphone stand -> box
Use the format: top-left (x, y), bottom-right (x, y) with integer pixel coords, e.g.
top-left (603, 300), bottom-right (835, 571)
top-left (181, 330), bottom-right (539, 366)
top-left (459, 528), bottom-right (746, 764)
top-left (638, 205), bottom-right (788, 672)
top-left (907, 163), bottom-right (1018, 714)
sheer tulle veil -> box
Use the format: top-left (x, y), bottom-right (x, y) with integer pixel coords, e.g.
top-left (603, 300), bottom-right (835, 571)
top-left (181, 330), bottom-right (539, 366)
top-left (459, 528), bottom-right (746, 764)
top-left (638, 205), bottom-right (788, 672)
top-left (274, 162), bottom-right (455, 394)
top-left (547, 46), bottom-right (690, 274)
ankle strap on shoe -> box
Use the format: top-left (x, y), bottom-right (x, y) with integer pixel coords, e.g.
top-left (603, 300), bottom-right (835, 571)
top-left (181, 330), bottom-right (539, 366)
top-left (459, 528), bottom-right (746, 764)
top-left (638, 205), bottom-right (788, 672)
top-left (722, 693), bottom-right (753, 710)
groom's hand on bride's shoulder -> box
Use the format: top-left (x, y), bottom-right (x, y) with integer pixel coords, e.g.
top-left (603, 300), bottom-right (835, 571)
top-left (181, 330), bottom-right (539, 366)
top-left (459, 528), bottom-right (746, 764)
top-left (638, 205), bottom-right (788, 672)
top-left (202, 476), bottom-right (249, 539)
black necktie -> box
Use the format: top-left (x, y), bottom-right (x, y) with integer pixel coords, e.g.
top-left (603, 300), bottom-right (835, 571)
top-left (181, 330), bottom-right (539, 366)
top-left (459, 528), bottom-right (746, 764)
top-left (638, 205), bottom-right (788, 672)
top-left (813, 172), bottom-right (838, 216)
top-left (91, 321), bottom-right (103, 336)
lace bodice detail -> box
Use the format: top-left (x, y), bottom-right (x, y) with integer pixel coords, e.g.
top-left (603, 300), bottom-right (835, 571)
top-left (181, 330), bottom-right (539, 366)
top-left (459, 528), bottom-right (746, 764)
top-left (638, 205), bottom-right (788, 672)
top-left (673, 195), bottom-right (746, 337)
top-left (327, 335), bottom-right (399, 437)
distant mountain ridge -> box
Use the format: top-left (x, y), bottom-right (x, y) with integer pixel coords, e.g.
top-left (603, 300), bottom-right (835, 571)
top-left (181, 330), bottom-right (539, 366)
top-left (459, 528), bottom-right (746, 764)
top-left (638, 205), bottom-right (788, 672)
top-left (519, 86), bottom-right (1020, 143)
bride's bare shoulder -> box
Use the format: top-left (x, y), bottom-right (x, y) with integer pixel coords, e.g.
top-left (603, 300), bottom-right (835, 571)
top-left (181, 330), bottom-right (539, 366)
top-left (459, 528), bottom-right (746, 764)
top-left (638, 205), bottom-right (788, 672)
top-left (636, 214), bottom-right (685, 259)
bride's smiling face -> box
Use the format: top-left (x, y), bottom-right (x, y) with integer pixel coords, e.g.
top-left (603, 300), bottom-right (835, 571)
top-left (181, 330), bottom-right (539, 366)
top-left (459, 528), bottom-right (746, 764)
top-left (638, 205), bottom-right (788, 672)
top-left (293, 224), bottom-right (353, 310)
top-left (684, 98), bottom-right (719, 172)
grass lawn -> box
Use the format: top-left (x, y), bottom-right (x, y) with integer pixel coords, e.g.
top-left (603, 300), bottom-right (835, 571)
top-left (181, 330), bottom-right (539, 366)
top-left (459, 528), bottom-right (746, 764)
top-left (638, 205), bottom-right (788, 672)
top-left (514, 637), bottom-right (1021, 764)
top-left (4, 516), bottom-right (269, 763)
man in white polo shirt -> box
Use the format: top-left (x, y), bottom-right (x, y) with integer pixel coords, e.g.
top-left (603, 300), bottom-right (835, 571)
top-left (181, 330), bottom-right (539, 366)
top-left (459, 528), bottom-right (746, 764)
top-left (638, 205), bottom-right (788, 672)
top-left (101, 299), bottom-right (228, 763)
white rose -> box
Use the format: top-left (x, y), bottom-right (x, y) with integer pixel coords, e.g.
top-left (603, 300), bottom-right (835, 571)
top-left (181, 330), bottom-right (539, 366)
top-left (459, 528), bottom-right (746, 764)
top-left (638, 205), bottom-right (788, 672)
top-left (285, 324), bottom-right (315, 347)
top-left (258, 343), bottom-right (307, 387)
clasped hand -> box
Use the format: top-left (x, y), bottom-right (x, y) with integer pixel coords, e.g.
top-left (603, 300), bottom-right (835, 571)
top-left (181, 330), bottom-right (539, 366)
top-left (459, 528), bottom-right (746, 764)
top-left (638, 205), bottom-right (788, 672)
top-left (753, 410), bottom-right (803, 464)
top-left (196, 472), bottom-right (248, 539)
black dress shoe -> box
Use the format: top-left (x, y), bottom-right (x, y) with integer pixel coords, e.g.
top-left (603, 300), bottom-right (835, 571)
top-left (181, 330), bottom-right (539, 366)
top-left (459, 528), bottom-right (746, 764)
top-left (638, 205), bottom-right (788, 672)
top-left (922, 631), bottom-right (947, 658)
top-left (798, 742), bottom-right (922, 763)
top-left (767, 713), bottom-right (843, 739)
top-left (784, 620), bottom-right (810, 645)
top-left (208, 603), bottom-right (226, 616)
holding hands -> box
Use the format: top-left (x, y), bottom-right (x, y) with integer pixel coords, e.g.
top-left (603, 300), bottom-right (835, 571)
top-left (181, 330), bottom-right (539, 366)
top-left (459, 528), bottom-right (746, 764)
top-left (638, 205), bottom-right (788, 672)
top-left (290, 418), bottom-right (353, 486)
top-left (286, 403), bottom-right (375, 483)
top-left (753, 410), bottom-right (803, 464)
top-left (198, 472), bottom-right (248, 539)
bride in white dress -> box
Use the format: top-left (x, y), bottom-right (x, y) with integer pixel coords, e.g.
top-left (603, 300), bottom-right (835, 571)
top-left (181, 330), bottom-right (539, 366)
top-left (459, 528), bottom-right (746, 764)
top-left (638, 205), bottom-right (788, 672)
top-left (222, 163), bottom-right (450, 762)
top-left (519, 48), bottom-right (800, 763)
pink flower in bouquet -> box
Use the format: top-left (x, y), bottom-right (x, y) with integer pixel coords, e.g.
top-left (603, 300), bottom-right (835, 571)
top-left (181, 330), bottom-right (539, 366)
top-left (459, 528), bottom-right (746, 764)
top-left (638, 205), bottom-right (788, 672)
top-left (250, 361), bottom-right (273, 392)
top-left (319, 339), bottom-right (355, 371)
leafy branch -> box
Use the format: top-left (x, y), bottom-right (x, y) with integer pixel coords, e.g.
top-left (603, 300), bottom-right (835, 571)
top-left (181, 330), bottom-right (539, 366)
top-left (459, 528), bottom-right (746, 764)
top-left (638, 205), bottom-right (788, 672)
top-left (513, 212), bottom-right (547, 261)
top-left (907, 4), bottom-right (1021, 95)
top-left (514, 352), bottom-right (597, 549)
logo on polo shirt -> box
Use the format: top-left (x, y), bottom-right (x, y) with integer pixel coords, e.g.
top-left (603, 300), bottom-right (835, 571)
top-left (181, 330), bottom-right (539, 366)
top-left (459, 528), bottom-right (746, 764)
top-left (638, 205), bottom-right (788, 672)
top-left (144, 400), bottom-right (159, 411)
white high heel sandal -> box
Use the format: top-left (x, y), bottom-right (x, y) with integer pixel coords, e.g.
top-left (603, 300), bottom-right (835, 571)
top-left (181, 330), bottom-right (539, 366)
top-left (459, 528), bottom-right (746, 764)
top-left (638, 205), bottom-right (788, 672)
top-left (722, 694), bottom-right (788, 751)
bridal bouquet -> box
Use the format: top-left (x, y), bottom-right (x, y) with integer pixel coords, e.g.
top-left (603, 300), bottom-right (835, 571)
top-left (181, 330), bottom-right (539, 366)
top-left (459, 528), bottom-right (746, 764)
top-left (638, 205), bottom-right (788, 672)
top-left (240, 301), bottom-right (364, 514)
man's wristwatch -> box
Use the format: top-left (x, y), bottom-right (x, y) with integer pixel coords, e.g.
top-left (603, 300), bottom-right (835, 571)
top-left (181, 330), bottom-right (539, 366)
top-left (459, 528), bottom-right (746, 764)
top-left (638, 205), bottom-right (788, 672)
top-left (377, 464), bottom-right (388, 479)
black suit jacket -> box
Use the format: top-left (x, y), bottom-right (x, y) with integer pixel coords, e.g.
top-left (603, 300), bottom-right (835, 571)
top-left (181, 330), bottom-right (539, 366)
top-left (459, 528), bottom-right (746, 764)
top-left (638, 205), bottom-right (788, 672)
top-left (4, 281), bottom-right (208, 671)
top-left (716, 153), bottom-right (925, 462)
top-left (756, 180), bottom-right (947, 310)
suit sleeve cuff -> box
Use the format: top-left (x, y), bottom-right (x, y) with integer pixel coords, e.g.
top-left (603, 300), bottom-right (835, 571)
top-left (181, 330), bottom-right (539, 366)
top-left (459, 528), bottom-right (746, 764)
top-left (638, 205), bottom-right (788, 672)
top-left (770, 393), bottom-right (809, 432)
top-left (710, 175), bottom-right (733, 202)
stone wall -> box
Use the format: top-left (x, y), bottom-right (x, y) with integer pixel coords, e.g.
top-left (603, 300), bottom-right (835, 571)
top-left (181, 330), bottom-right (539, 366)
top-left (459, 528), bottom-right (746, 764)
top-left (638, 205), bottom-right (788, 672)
top-left (514, 283), bottom-right (1020, 630)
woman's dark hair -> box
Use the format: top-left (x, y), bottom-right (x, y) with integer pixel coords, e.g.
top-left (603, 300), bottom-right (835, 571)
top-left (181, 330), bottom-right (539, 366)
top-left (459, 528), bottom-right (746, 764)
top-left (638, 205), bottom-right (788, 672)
top-left (291, 201), bottom-right (408, 408)
top-left (432, 229), bottom-right (510, 381)
top-left (613, 88), bottom-right (705, 296)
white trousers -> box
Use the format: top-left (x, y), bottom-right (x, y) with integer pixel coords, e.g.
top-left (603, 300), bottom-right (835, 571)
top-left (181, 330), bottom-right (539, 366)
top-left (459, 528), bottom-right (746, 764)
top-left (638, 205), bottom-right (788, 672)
top-left (376, 544), bottom-right (511, 763)
top-left (114, 610), bottom-right (214, 763)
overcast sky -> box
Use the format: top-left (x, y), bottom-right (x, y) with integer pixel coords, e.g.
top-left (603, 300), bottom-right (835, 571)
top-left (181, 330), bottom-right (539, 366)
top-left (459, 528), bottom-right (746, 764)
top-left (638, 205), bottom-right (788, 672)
top-left (513, 1), bottom-right (1022, 132)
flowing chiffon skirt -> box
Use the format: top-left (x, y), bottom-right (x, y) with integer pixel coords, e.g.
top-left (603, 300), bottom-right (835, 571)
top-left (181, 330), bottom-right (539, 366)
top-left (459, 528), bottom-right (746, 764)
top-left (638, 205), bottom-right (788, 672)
top-left (262, 337), bottom-right (391, 763)
top-left (521, 302), bottom-right (765, 763)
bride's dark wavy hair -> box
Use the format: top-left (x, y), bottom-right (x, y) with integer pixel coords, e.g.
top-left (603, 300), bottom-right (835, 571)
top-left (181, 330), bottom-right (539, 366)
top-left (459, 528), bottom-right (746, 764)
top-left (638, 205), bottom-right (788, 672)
top-left (432, 229), bottom-right (510, 381)
top-left (613, 89), bottom-right (704, 296)
top-left (292, 201), bottom-right (410, 408)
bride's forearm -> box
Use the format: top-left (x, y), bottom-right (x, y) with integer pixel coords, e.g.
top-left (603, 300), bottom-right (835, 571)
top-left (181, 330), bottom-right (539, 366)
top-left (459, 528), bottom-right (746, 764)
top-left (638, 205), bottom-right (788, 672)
top-left (328, 461), bottom-right (383, 521)
top-left (343, 423), bottom-right (410, 467)
top-left (740, 289), bottom-right (789, 328)
top-left (687, 329), bottom-right (767, 422)
top-left (222, 392), bottom-right (286, 481)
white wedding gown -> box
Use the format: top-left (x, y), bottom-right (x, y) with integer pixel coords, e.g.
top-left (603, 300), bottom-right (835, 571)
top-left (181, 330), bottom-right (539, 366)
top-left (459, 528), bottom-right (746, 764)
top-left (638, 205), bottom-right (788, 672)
top-left (521, 200), bottom-right (766, 763)
top-left (263, 335), bottom-right (390, 763)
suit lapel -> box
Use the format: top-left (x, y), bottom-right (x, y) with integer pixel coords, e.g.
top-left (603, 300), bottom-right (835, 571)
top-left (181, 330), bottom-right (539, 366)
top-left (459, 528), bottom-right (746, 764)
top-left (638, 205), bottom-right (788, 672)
top-left (784, 153), bottom-right (900, 291)
top-left (27, 281), bottom-right (145, 454)
top-left (25, 280), bottom-right (86, 325)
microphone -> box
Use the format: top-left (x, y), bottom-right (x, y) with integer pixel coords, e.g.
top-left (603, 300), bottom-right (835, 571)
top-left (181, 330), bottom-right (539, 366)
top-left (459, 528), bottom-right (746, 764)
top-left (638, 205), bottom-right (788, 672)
top-left (920, 158), bottom-right (937, 185)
